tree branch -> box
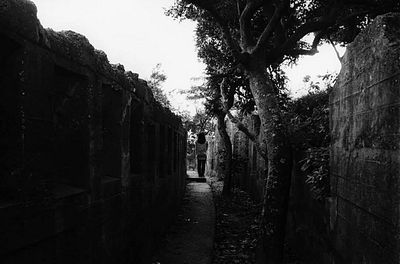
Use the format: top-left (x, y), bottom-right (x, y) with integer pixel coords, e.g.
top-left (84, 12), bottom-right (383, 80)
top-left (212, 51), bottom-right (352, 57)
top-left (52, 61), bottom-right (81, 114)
top-left (220, 77), bottom-right (234, 110)
top-left (269, 7), bottom-right (370, 61)
top-left (226, 111), bottom-right (255, 141)
top-left (328, 37), bottom-right (343, 64)
top-left (253, 0), bottom-right (289, 54)
top-left (219, 77), bottom-right (257, 150)
top-left (286, 30), bottom-right (323, 57)
top-left (239, 0), bottom-right (263, 49)
top-left (225, 111), bottom-right (267, 159)
top-left (287, 48), bottom-right (319, 57)
top-left (284, 19), bottom-right (332, 52)
top-left (271, 1), bottom-right (340, 57)
top-left (311, 31), bottom-right (323, 49)
top-left (273, 12), bottom-right (286, 48)
top-left (218, 76), bottom-right (266, 158)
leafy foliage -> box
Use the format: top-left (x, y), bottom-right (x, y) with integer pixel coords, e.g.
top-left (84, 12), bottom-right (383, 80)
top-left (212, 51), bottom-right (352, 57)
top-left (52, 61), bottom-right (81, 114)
top-left (147, 63), bottom-right (171, 108)
top-left (184, 109), bottom-right (214, 134)
top-left (176, 109), bottom-right (193, 130)
top-left (292, 90), bottom-right (329, 200)
top-left (289, 90), bottom-right (330, 150)
top-left (288, 74), bottom-right (336, 201)
top-left (300, 147), bottom-right (329, 201)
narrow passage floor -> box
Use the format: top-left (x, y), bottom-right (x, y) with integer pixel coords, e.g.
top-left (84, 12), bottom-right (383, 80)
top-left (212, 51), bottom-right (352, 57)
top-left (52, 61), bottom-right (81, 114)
top-left (152, 170), bottom-right (215, 264)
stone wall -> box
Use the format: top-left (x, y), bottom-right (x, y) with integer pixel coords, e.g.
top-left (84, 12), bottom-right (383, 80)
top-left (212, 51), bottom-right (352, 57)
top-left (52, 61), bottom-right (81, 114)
top-left (0, 1), bottom-right (187, 263)
top-left (330, 13), bottom-right (400, 263)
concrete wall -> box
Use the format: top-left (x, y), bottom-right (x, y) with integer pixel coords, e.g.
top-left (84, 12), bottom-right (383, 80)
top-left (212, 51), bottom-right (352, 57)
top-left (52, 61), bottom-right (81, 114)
top-left (0, 1), bottom-right (186, 263)
top-left (330, 13), bottom-right (400, 263)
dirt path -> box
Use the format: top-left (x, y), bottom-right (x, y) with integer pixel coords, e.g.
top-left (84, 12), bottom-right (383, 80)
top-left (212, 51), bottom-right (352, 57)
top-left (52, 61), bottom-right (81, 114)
top-left (152, 171), bottom-right (215, 264)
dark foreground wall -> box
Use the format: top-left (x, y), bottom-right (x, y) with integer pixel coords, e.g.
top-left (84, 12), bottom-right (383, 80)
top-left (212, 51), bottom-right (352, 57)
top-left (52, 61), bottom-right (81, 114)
top-left (330, 13), bottom-right (400, 263)
top-left (0, 1), bottom-right (186, 263)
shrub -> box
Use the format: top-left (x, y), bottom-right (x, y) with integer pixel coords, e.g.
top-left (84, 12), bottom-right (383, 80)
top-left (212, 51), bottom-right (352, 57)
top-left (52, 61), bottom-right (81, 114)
top-left (288, 88), bottom-right (331, 201)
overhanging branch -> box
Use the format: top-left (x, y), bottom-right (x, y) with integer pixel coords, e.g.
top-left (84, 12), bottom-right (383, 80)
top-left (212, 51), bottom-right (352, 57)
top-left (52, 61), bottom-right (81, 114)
top-left (272, 1), bottom-right (340, 57)
top-left (283, 19), bottom-right (332, 53)
top-left (287, 48), bottom-right (318, 57)
top-left (287, 31), bottom-right (323, 57)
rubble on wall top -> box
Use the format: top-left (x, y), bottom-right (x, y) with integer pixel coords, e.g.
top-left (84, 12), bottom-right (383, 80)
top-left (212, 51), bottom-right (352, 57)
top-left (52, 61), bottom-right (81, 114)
top-left (45, 29), bottom-right (97, 65)
top-left (0, 0), bottom-right (41, 42)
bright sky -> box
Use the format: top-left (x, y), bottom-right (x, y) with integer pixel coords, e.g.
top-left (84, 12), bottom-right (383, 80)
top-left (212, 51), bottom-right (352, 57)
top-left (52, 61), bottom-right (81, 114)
top-left (33, 0), bottom-right (205, 114)
top-left (32, 0), bottom-right (345, 115)
top-left (285, 42), bottom-right (345, 97)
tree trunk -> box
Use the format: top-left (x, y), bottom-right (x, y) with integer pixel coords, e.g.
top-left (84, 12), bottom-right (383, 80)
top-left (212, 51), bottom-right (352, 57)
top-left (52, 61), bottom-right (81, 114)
top-left (248, 67), bottom-right (293, 264)
top-left (217, 113), bottom-right (233, 197)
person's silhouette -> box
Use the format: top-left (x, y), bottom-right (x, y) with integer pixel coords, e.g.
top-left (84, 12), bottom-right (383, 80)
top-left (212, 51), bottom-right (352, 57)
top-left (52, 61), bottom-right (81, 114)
top-left (195, 132), bottom-right (208, 177)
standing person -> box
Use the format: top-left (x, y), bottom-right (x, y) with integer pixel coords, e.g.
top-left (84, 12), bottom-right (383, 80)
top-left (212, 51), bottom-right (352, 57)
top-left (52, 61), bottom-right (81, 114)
top-left (195, 132), bottom-right (208, 177)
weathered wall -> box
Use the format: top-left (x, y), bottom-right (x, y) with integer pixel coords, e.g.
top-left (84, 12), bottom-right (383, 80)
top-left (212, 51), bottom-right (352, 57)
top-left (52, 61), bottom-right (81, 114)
top-left (0, 1), bottom-right (186, 263)
top-left (330, 13), bottom-right (400, 263)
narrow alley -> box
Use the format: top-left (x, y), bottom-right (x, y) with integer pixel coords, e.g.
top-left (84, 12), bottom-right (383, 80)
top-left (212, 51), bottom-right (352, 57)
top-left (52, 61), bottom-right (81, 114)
top-left (2, 0), bottom-right (400, 264)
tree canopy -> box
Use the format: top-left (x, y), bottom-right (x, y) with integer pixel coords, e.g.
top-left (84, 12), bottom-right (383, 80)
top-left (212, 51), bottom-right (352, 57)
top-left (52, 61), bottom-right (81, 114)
top-left (168, 0), bottom-right (400, 68)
